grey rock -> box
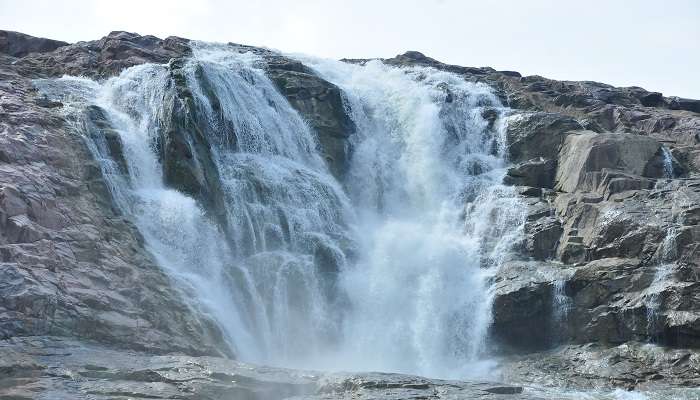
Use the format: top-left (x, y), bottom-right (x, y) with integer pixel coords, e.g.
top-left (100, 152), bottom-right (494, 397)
top-left (265, 58), bottom-right (356, 179)
top-left (555, 131), bottom-right (666, 193)
top-left (525, 216), bottom-right (563, 261)
top-left (505, 112), bottom-right (582, 163)
top-left (0, 30), bottom-right (68, 58)
top-left (11, 31), bottom-right (191, 79)
top-left (501, 342), bottom-right (700, 391)
top-left (504, 158), bottom-right (557, 188)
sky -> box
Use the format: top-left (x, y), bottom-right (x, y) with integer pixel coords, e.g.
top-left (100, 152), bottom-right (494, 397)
top-left (1, 0), bottom-right (699, 98)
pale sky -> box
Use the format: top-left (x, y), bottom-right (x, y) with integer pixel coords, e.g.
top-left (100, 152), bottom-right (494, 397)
top-left (2, 0), bottom-right (699, 98)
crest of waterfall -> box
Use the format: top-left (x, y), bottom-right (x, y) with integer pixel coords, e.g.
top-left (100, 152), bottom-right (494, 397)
top-left (36, 45), bottom-right (526, 379)
top-left (297, 57), bottom-right (526, 378)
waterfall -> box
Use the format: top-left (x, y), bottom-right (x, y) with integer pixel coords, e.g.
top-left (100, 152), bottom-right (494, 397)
top-left (35, 44), bottom-right (525, 379)
top-left (645, 225), bottom-right (678, 338)
top-left (661, 146), bottom-right (675, 178)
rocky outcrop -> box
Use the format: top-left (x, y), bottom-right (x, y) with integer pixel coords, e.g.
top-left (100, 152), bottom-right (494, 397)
top-left (492, 85), bottom-right (698, 354)
top-left (7, 30), bottom-right (191, 79)
top-left (0, 31), bottom-right (68, 58)
top-left (504, 112), bottom-right (582, 164)
top-left (264, 57), bottom-right (356, 178)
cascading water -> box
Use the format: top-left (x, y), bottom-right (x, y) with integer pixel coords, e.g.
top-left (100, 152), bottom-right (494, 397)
top-left (661, 146), bottom-right (675, 178)
top-left (35, 44), bottom-right (525, 379)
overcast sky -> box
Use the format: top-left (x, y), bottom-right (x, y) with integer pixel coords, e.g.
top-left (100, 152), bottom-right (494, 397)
top-left (2, 0), bottom-right (698, 98)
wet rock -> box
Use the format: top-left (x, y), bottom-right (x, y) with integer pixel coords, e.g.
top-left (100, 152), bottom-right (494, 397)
top-left (501, 342), bottom-right (700, 391)
top-left (491, 261), bottom-right (569, 350)
top-left (157, 58), bottom-right (229, 228)
top-left (504, 158), bottom-right (557, 188)
top-left (266, 60), bottom-right (356, 178)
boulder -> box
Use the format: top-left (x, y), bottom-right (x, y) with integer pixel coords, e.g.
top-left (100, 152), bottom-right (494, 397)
top-left (554, 131), bottom-right (666, 193)
top-left (505, 112), bottom-right (582, 163)
top-left (503, 158), bottom-right (557, 188)
top-left (490, 261), bottom-right (571, 350)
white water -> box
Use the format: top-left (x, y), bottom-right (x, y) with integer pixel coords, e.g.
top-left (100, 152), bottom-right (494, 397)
top-left (645, 225), bottom-right (678, 335)
top-left (36, 45), bottom-right (525, 379)
top-left (661, 146), bottom-right (675, 178)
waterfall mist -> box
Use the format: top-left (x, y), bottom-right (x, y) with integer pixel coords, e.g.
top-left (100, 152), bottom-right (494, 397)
top-left (35, 44), bottom-right (525, 379)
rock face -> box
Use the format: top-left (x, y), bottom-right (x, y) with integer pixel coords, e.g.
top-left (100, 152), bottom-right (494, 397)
top-left (554, 131), bottom-right (668, 193)
top-left (0, 30), bottom-right (358, 358)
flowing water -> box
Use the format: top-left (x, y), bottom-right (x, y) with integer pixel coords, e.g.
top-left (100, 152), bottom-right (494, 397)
top-left (661, 146), bottom-right (675, 178)
top-left (296, 56), bottom-right (525, 377)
